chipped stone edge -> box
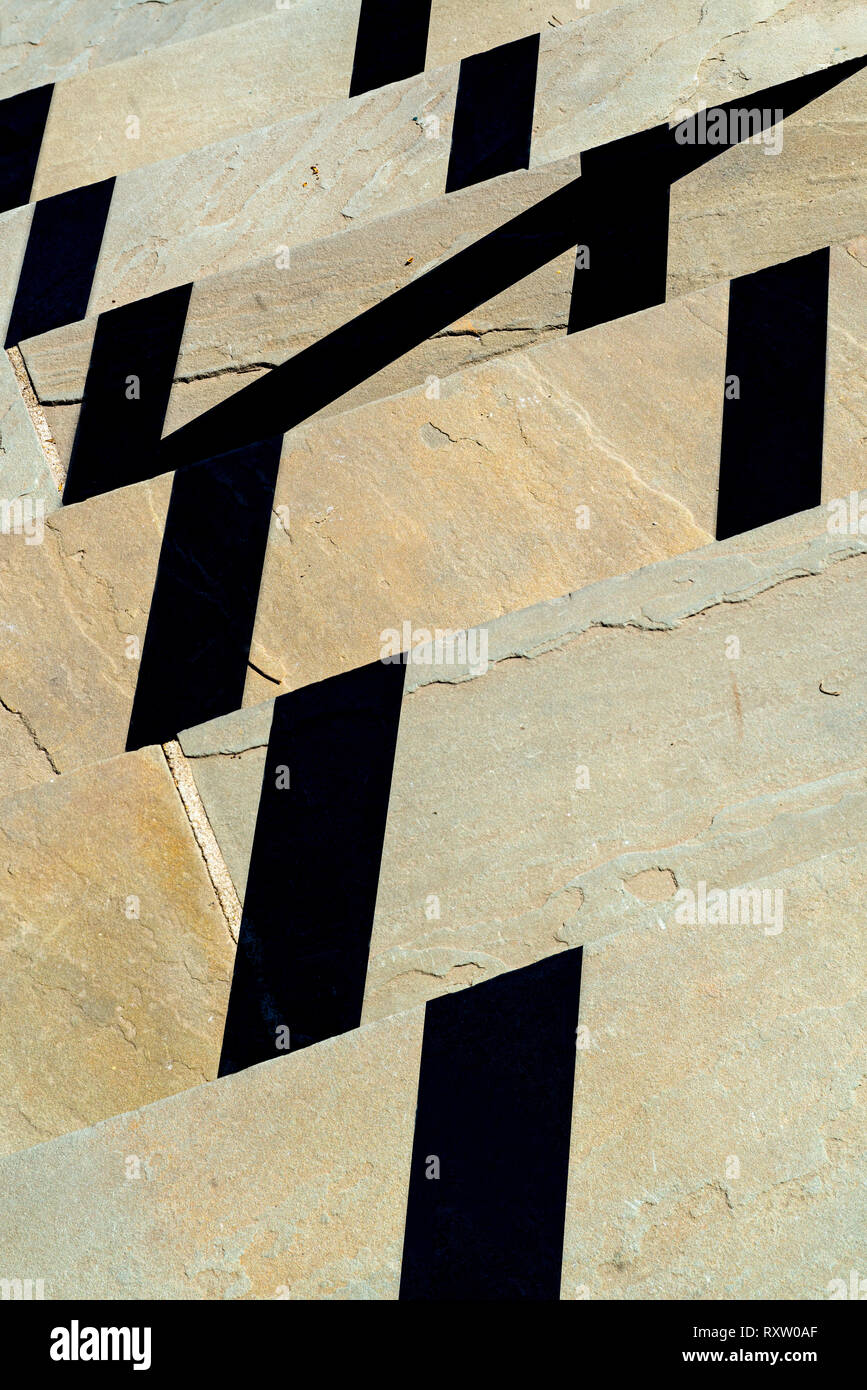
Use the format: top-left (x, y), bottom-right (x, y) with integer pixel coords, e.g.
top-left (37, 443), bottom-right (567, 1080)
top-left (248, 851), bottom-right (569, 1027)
top-left (5, 346), bottom-right (64, 493)
top-left (402, 506), bottom-right (867, 691)
top-left (161, 739), bottom-right (242, 943)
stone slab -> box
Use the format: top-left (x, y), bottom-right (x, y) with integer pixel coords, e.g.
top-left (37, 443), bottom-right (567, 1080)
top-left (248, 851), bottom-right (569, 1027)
top-left (0, 837), bottom-right (861, 1297)
top-left (19, 1), bottom-right (859, 205)
top-left (18, 63), bottom-right (867, 461)
top-left (175, 500), bottom-right (867, 1012)
top-left (0, 744), bottom-right (235, 1158)
top-left (3, 273), bottom-right (863, 797)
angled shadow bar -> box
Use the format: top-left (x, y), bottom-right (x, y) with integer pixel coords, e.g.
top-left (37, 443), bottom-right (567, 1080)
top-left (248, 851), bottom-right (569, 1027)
top-left (400, 949), bottom-right (583, 1300)
top-left (715, 247), bottom-right (830, 540)
top-left (349, 0), bottom-right (432, 97)
top-left (218, 655), bottom-right (407, 1075)
top-left (0, 84), bottom-right (53, 216)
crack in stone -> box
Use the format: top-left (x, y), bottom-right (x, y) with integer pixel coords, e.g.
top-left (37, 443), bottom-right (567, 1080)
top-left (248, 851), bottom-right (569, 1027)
top-left (0, 695), bottom-right (60, 775)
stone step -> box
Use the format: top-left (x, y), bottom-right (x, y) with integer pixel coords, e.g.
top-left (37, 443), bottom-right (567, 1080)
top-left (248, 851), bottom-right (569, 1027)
top-left (0, 495), bottom-right (863, 1158)
top-left (0, 744), bottom-right (236, 1158)
top-left (0, 0), bottom-right (638, 210)
top-left (2, 0), bottom-right (298, 96)
top-left (1, 7), bottom-right (861, 353)
top-left (176, 496), bottom-right (867, 1060)
top-left (8, 0), bottom-right (857, 208)
top-left (9, 53), bottom-right (864, 509)
top-left (0, 258), bottom-right (861, 796)
top-left (0, 831), bottom-right (862, 1298)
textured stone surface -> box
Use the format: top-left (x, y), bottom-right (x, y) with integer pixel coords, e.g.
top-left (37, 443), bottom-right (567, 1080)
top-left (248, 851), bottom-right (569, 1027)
top-left (18, 60), bottom-right (866, 459)
top-left (563, 841), bottom-right (867, 1299)
top-left (0, 0), bottom-right (281, 95)
top-left (0, 839), bottom-right (860, 1298)
top-left (362, 513), bottom-right (867, 1022)
top-left (2, 269), bottom-right (864, 796)
top-left (0, 473), bottom-right (170, 795)
top-left (0, 1), bottom-right (855, 359)
top-left (667, 56), bottom-right (867, 299)
top-left (28, 4), bottom-right (363, 200)
top-left (16, 0), bottom-right (856, 205)
top-left (0, 347), bottom-right (59, 508)
top-left (0, 744), bottom-right (235, 1157)
top-left (0, 280), bottom-right (827, 795)
top-left (179, 502), bottom-right (867, 988)
top-left (179, 703), bottom-right (273, 902)
top-left (0, 1007), bottom-right (424, 1298)
top-left (2, 0), bottom-right (615, 98)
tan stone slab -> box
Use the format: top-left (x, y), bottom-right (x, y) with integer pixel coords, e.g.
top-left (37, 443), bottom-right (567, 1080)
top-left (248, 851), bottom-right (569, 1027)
top-left (667, 55), bottom-right (867, 298)
top-left (0, 0), bottom-right (275, 95)
top-left (3, 0), bottom-right (608, 99)
top-left (0, 345), bottom-right (59, 509)
top-left (0, 282), bottom-right (754, 795)
top-left (24, 0), bottom-right (857, 206)
top-left (18, 56), bottom-right (867, 471)
top-left (0, 839), bottom-right (860, 1298)
top-left (562, 840), bottom-right (867, 1299)
top-left (178, 500), bottom-right (867, 964)
top-left (28, 3), bottom-right (364, 201)
top-left (823, 238), bottom-right (867, 505)
top-left (0, 0), bottom-right (856, 368)
top-left (2, 267), bottom-right (865, 797)
top-left (0, 744), bottom-right (235, 1158)
top-left (359, 512), bottom-right (867, 1024)
top-left (0, 1007), bottom-right (424, 1298)
top-left (246, 281), bottom-right (728, 699)
top-left (0, 472), bottom-right (170, 794)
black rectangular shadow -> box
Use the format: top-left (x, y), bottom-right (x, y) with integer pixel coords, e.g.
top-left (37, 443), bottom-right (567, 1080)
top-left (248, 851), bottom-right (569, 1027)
top-left (218, 655), bottom-right (407, 1075)
top-left (125, 436), bottom-right (283, 750)
top-left (716, 246), bottom-right (830, 540)
top-left (4, 177), bottom-right (114, 347)
top-left (400, 948), bottom-right (583, 1300)
top-left (349, 0), bottom-right (432, 97)
top-left (64, 282), bottom-right (192, 504)
top-left (445, 35), bottom-right (539, 194)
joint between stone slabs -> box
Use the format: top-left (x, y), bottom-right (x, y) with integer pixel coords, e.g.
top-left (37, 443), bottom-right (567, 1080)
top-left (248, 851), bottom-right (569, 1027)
top-left (161, 739), bottom-right (242, 944)
top-left (5, 346), bottom-right (65, 494)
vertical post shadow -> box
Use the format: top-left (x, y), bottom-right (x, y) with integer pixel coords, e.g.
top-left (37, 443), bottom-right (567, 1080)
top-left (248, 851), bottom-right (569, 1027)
top-left (0, 83), bottom-right (53, 215)
top-left (4, 178), bottom-right (115, 347)
top-left (64, 282), bottom-right (192, 505)
top-left (349, 0), bottom-right (432, 97)
top-left (218, 655), bottom-right (407, 1076)
top-left (715, 246), bottom-right (830, 540)
top-left (445, 35), bottom-right (540, 194)
top-left (568, 123), bottom-right (672, 333)
top-left (125, 436), bottom-right (283, 751)
top-left (400, 949), bottom-right (583, 1300)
